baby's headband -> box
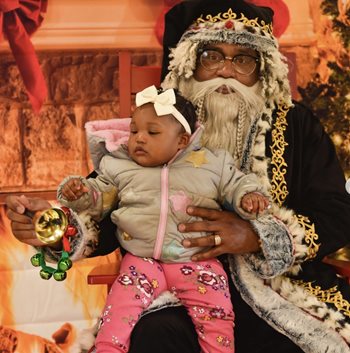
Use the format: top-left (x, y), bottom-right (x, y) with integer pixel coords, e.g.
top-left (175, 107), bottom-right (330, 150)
top-left (135, 85), bottom-right (192, 134)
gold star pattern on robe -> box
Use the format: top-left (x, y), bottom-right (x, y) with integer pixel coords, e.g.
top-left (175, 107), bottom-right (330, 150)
top-left (185, 150), bottom-right (208, 168)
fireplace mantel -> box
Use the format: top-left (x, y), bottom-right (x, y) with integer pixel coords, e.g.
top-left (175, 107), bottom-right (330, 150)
top-left (0, 0), bottom-right (316, 52)
top-left (0, 0), bottom-right (164, 51)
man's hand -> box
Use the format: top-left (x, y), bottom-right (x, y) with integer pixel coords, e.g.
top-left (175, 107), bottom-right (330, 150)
top-left (5, 195), bottom-right (51, 246)
top-left (179, 206), bottom-right (261, 261)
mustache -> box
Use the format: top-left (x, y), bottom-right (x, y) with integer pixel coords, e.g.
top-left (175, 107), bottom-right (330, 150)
top-left (190, 78), bottom-right (255, 99)
top-left (178, 76), bottom-right (265, 116)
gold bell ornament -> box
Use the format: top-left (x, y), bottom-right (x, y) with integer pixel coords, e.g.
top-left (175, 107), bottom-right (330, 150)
top-left (29, 207), bottom-right (77, 281)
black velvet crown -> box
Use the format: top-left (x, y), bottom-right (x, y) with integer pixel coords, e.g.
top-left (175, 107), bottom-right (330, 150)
top-left (161, 0), bottom-right (274, 80)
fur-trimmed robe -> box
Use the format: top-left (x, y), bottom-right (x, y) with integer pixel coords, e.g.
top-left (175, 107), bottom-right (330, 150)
top-left (43, 101), bottom-right (350, 352)
top-left (229, 101), bottom-right (350, 352)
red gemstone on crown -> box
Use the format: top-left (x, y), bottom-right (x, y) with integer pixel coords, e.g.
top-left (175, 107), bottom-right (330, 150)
top-left (225, 20), bottom-right (234, 29)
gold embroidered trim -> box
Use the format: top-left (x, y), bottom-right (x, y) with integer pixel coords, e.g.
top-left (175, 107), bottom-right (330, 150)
top-left (292, 280), bottom-right (350, 318)
top-left (270, 104), bottom-right (289, 206)
top-left (270, 106), bottom-right (320, 258)
top-left (295, 214), bottom-right (320, 259)
top-left (194, 8), bottom-right (273, 35)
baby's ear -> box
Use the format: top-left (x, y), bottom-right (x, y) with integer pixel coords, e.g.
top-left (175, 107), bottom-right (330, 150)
top-left (178, 132), bottom-right (191, 149)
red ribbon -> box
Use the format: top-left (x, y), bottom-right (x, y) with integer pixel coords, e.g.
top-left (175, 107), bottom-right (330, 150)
top-left (60, 207), bottom-right (77, 253)
top-left (155, 0), bottom-right (182, 45)
top-left (0, 0), bottom-right (48, 113)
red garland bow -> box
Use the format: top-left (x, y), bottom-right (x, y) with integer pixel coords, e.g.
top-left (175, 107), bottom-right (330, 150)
top-left (0, 0), bottom-right (48, 113)
top-left (154, 0), bottom-right (181, 45)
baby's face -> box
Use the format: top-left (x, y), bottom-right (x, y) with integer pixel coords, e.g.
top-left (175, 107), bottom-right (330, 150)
top-left (128, 104), bottom-right (188, 167)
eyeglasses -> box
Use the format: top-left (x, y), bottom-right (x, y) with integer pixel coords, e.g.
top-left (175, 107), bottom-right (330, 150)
top-left (198, 49), bottom-right (259, 76)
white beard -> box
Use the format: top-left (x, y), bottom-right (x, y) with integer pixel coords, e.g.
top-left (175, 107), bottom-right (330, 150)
top-left (178, 77), bottom-right (264, 159)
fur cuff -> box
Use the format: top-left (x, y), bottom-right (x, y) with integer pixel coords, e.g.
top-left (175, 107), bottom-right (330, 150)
top-left (244, 214), bottom-right (294, 278)
top-left (229, 255), bottom-right (350, 353)
top-left (142, 291), bottom-right (181, 316)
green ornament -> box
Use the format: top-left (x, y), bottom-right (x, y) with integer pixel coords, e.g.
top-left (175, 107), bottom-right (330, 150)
top-left (58, 258), bottom-right (72, 272)
top-left (30, 253), bottom-right (42, 267)
top-left (40, 269), bottom-right (52, 280)
top-left (53, 271), bottom-right (67, 281)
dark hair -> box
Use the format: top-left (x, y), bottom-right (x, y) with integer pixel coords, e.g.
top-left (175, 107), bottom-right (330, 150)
top-left (173, 90), bottom-right (197, 133)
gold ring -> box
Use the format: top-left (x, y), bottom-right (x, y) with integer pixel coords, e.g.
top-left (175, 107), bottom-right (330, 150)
top-left (214, 234), bottom-right (222, 246)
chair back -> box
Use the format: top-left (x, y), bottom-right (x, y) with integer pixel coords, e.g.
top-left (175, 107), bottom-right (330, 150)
top-left (118, 51), bottom-right (162, 118)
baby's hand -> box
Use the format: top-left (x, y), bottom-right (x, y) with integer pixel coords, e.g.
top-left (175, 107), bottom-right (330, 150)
top-left (61, 178), bottom-right (90, 201)
top-left (241, 192), bottom-right (270, 215)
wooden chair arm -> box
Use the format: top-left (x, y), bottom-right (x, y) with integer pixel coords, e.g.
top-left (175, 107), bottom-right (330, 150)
top-left (87, 262), bottom-right (121, 292)
top-left (323, 256), bottom-right (350, 283)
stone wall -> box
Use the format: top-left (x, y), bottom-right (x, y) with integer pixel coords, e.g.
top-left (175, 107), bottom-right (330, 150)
top-left (0, 50), bottom-right (162, 198)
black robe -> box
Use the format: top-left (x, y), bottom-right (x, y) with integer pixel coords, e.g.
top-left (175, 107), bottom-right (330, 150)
top-left (45, 102), bottom-right (350, 352)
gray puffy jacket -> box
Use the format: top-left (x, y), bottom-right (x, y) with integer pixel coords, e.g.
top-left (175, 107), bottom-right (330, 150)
top-left (58, 125), bottom-right (265, 263)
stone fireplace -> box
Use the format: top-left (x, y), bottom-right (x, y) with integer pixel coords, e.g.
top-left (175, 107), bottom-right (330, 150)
top-left (0, 0), bottom-right (163, 201)
top-left (0, 49), bottom-right (162, 199)
top-left (0, 0), bottom-right (326, 201)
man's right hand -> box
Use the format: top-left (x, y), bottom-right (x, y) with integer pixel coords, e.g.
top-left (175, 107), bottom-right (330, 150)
top-left (5, 195), bottom-right (51, 246)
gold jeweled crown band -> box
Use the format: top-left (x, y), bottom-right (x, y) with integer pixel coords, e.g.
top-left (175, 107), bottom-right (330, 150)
top-left (192, 8), bottom-right (273, 35)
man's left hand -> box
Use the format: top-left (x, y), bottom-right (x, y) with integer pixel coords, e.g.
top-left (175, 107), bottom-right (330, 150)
top-left (179, 206), bottom-right (261, 261)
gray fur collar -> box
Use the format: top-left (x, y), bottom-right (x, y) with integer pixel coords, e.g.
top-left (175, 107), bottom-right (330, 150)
top-left (229, 255), bottom-right (350, 352)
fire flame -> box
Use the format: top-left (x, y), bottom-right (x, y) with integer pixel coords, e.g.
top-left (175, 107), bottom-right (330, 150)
top-left (0, 204), bottom-right (120, 351)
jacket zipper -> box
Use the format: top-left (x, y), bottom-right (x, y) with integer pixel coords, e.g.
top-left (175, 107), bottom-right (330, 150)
top-left (153, 164), bottom-right (169, 259)
top-left (152, 128), bottom-right (201, 259)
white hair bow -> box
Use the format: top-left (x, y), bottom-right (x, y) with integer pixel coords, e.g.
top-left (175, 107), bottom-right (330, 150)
top-left (135, 85), bottom-right (192, 134)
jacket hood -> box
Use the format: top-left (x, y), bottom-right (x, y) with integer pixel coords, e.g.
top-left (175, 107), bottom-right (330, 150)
top-left (85, 118), bottom-right (130, 171)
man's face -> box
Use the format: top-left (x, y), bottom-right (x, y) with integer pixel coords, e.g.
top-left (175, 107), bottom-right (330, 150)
top-left (193, 42), bottom-right (259, 88)
top-left (177, 42), bottom-right (264, 157)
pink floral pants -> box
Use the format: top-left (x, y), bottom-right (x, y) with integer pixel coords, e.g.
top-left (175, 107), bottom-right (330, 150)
top-left (95, 253), bottom-right (235, 353)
